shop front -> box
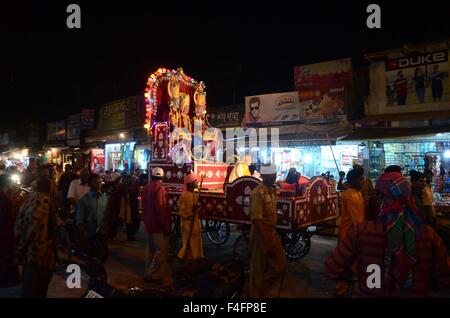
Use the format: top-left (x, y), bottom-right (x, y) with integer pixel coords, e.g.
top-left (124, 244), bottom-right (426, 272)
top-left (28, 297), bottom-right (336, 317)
top-left (271, 142), bottom-right (361, 180)
top-left (133, 144), bottom-right (150, 171)
top-left (40, 145), bottom-right (74, 166)
top-left (85, 95), bottom-right (148, 174)
top-left (266, 121), bottom-right (355, 181)
top-left (104, 142), bottom-right (136, 172)
top-left (0, 147), bottom-right (30, 171)
top-left (233, 122), bottom-right (356, 182)
top-left (360, 41), bottom-right (450, 240)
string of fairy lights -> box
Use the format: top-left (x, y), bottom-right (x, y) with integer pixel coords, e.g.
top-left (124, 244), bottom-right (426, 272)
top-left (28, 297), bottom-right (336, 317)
top-left (144, 68), bottom-right (200, 133)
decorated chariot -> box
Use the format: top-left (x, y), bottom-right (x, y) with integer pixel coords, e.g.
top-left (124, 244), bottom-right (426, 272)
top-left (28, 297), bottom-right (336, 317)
top-left (144, 68), bottom-right (339, 261)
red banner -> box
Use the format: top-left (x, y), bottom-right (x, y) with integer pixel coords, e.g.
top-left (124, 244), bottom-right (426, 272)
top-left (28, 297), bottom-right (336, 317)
top-left (91, 148), bottom-right (105, 175)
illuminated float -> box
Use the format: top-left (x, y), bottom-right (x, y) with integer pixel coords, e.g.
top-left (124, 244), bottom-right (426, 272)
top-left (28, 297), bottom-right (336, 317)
top-left (145, 67), bottom-right (339, 261)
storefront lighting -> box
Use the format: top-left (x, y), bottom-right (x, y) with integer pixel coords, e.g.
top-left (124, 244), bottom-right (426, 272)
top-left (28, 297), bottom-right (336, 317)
top-left (304, 153), bottom-right (313, 164)
top-left (444, 150), bottom-right (450, 159)
top-left (11, 174), bottom-right (21, 185)
top-left (119, 133), bottom-right (125, 139)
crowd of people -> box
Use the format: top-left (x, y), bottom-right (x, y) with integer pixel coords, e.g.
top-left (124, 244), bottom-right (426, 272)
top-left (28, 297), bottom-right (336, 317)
top-left (1, 155), bottom-right (450, 298)
top-left (326, 164), bottom-right (450, 297)
top-left (0, 159), bottom-right (145, 297)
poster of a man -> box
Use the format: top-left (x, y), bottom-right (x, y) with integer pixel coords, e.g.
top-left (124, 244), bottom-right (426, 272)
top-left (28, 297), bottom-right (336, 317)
top-left (245, 96), bottom-right (261, 124)
top-left (394, 71), bottom-right (408, 105)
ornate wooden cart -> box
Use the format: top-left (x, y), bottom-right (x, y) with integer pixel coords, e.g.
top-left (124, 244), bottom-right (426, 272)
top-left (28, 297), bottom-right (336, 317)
top-left (144, 67), bottom-right (339, 261)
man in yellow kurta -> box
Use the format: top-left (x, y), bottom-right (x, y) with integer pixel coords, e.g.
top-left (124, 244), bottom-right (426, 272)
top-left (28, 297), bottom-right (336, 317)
top-left (339, 168), bottom-right (365, 242)
top-left (336, 168), bottom-right (365, 296)
top-left (177, 173), bottom-right (204, 260)
top-left (228, 155), bottom-right (252, 183)
top-left (249, 163), bottom-right (287, 298)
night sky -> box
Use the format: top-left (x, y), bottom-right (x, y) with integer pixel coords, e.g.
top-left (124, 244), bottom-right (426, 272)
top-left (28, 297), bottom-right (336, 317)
top-left (3, 1), bottom-right (450, 127)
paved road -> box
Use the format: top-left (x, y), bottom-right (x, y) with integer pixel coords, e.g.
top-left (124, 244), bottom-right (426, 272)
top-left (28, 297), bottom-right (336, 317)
top-left (0, 223), bottom-right (338, 298)
top-left (1, 223), bottom-right (448, 298)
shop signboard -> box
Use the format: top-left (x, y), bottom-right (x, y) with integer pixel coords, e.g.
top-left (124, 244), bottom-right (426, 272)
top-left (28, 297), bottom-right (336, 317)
top-left (47, 121), bottom-right (66, 142)
top-left (278, 140), bottom-right (331, 147)
top-left (99, 96), bottom-right (144, 131)
top-left (244, 92), bottom-right (301, 126)
top-left (294, 58), bottom-right (352, 124)
top-left (66, 114), bottom-right (81, 141)
top-left (27, 123), bottom-right (41, 144)
top-left (385, 50), bottom-right (449, 107)
top-left (90, 148), bottom-right (105, 175)
top-left (208, 104), bottom-right (244, 128)
top-left (81, 109), bottom-right (95, 130)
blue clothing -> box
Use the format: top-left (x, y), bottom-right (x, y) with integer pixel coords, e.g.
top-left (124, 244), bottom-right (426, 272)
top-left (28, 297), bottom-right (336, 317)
top-left (76, 191), bottom-right (108, 236)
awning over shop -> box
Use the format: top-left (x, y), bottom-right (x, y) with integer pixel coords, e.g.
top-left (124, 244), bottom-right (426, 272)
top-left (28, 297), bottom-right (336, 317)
top-left (354, 110), bottom-right (450, 124)
top-left (339, 127), bottom-right (450, 142)
top-left (224, 121), bottom-right (354, 146)
top-left (1, 147), bottom-right (28, 156)
top-left (84, 129), bottom-right (147, 144)
top-left (274, 121), bottom-right (353, 146)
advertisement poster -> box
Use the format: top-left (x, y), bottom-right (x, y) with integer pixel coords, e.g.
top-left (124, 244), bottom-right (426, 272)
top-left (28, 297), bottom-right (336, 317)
top-left (47, 121), bottom-right (66, 141)
top-left (244, 92), bottom-right (300, 126)
top-left (385, 50), bottom-right (449, 107)
top-left (90, 148), bottom-right (105, 175)
top-left (294, 58), bottom-right (351, 123)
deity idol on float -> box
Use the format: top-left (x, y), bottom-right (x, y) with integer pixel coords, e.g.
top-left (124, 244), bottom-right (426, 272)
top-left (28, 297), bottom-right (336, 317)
top-left (168, 69), bottom-right (183, 127)
top-left (193, 81), bottom-right (207, 131)
top-left (179, 92), bottom-right (192, 131)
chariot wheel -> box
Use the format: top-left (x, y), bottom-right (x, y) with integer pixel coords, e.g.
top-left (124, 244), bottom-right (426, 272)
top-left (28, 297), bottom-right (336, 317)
top-left (282, 230), bottom-right (311, 260)
top-left (205, 221), bottom-right (230, 246)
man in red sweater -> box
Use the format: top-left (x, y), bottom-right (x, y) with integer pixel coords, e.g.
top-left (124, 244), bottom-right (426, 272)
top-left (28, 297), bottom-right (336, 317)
top-left (142, 167), bottom-right (172, 285)
top-left (325, 171), bottom-right (450, 297)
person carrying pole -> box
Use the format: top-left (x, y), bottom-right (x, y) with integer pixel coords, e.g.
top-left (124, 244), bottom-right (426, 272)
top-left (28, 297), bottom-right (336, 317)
top-left (177, 172), bottom-right (204, 260)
